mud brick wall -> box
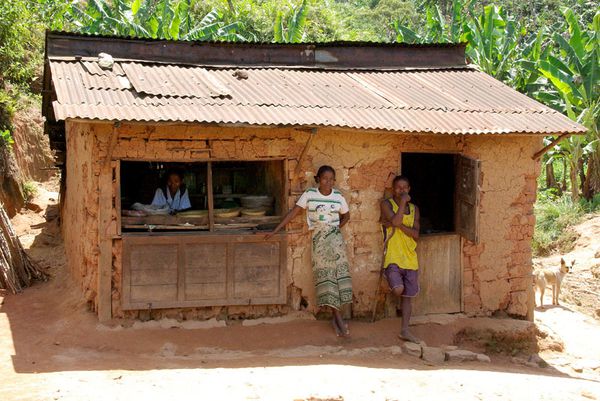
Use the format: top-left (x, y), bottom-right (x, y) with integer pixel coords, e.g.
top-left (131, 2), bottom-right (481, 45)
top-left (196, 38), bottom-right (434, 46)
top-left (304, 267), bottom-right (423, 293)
top-left (62, 121), bottom-right (100, 310)
top-left (461, 135), bottom-right (542, 317)
top-left (62, 121), bottom-right (541, 319)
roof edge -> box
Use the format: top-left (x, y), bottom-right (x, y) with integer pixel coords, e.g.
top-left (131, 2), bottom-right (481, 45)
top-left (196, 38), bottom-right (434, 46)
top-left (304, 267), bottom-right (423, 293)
top-left (45, 31), bottom-right (467, 70)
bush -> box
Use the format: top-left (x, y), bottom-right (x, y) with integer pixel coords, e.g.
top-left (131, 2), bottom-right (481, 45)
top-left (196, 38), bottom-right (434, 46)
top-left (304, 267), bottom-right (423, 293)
top-left (22, 181), bottom-right (38, 203)
top-left (533, 192), bottom-right (583, 256)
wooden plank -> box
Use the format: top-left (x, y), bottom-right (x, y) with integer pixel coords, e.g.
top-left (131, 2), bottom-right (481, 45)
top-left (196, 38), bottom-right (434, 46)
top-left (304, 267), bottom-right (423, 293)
top-left (413, 234), bottom-right (461, 315)
top-left (207, 161), bottom-right (215, 231)
top-left (114, 160), bottom-right (122, 237)
top-left (234, 264), bottom-right (279, 282)
top-left (185, 267), bottom-right (226, 284)
top-left (131, 284), bottom-right (178, 303)
top-left (233, 280), bottom-right (280, 299)
top-left (185, 283), bottom-right (227, 300)
top-left (177, 242), bottom-right (185, 302)
top-left (98, 158), bottom-right (114, 322)
top-left (185, 243), bottom-right (227, 269)
top-left (131, 269), bottom-right (178, 286)
top-left (456, 155), bottom-right (481, 243)
top-left (130, 245), bottom-right (178, 270)
top-left (233, 242), bottom-right (279, 267)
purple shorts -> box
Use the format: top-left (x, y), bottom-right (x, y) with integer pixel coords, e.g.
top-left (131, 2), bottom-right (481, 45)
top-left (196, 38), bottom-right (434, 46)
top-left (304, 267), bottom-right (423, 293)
top-left (384, 264), bottom-right (419, 297)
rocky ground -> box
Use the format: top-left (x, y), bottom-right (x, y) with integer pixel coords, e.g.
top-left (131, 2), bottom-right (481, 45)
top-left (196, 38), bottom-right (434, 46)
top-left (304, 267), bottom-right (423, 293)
top-left (1, 182), bottom-right (599, 400)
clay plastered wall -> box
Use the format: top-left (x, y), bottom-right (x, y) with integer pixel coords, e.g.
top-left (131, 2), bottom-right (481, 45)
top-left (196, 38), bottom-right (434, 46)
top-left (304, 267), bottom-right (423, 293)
top-left (63, 121), bottom-right (99, 308)
top-left (65, 121), bottom-right (541, 319)
top-left (462, 135), bottom-right (542, 317)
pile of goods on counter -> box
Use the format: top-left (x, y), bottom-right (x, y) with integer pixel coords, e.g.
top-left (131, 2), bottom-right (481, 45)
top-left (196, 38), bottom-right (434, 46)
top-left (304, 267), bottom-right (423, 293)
top-left (121, 196), bottom-right (278, 232)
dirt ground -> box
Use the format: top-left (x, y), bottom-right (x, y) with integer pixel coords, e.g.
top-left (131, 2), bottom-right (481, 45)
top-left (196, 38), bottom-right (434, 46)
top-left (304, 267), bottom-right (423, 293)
top-left (1, 181), bottom-right (600, 401)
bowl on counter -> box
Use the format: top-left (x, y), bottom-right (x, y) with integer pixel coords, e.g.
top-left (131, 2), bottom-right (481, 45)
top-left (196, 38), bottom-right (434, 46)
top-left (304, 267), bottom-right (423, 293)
top-left (240, 195), bottom-right (273, 209)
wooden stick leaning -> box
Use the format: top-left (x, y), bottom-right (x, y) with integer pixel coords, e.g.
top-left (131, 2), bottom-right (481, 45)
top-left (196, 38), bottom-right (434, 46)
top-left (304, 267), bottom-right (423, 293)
top-left (371, 226), bottom-right (395, 322)
top-left (0, 201), bottom-right (49, 293)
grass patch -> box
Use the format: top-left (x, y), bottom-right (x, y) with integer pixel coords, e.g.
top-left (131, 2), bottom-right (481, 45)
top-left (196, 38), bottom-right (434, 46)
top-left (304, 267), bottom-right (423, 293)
top-left (22, 181), bottom-right (38, 203)
top-left (532, 191), bottom-right (600, 256)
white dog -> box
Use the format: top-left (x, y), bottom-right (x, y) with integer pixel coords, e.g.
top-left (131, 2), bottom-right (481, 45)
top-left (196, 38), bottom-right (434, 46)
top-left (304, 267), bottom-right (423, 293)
top-left (534, 258), bottom-right (574, 307)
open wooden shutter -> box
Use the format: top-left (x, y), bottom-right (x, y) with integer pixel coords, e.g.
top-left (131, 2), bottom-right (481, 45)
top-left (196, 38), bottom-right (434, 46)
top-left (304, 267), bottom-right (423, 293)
top-left (456, 155), bottom-right (480, 243)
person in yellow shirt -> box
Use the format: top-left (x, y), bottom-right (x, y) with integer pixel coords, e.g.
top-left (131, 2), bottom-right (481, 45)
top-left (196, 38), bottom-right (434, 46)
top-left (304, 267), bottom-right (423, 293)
top-left (380, 175), bottom-right (420, 343)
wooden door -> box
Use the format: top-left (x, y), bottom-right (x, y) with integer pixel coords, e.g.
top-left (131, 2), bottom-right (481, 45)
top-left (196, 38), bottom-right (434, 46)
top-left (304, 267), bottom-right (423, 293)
top-left (413, 234), bottom-right (461, 315)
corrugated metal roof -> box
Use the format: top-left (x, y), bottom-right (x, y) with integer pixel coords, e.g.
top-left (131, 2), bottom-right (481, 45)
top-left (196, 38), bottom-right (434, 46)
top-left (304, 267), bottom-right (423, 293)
top-left (47, 58), bottom-right (586, 135)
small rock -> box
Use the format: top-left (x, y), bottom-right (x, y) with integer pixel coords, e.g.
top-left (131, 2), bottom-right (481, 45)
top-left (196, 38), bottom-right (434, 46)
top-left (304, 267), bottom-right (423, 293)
top-left (389, 345), bottom-right (403, 356)
top-left (402, 342), bottom-right (422, 358)
top-left (422, 346), bottom-right (445, 364)
top-left (443, 345), bottom-right (458, 351)
top-left (572, 363), bottom-right (584, 373)
top-left (594, 248), bottom-right (600, 259)
top-left (26, 202), bottom-right (43, 213)
top-left (528, 354), bottom-right (548, 368)
top-left (445, 349), bottom-right (478, 362)
top-left (582, 390), bottom-right (597, 400)
top-left (476, 354), bottom-right (491, 363)
top-left (525, 361), bottom-right (539, 368)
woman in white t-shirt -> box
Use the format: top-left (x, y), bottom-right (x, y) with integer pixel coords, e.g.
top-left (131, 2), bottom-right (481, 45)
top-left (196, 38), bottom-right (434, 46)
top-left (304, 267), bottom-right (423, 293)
top-left (151, 169), bottom-right (191, 214)
top-left (266, 165), bottom-right (352, 337)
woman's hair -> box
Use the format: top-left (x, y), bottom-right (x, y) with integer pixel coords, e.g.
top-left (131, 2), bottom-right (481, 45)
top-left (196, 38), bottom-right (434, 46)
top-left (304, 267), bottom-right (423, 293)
top-left (314, 165), bottom-right (336, 183)
top-left (392, 175), bottom-right (410, 186)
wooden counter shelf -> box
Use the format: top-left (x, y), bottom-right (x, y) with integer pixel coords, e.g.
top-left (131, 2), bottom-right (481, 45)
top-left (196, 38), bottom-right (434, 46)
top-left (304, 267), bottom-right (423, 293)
top-left (121, 231), bottom-right (287, 310)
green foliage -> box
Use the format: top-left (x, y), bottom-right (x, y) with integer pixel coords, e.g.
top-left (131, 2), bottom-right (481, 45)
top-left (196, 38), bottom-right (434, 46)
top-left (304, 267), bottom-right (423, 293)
top-left (533, 192), bottom-right (583, 255)
top-left (274, 0), bottom-right (309, 43)
top-left (0, 129), bottom-right (13, 149)
top-left (22, 181), bottom-right (38, 203)
top-left (56, 0), bottom-right (247, 41)
top-left (0, 1), bottom-right (45, 88)
top-left (533, 190), bottom-right (600, 256)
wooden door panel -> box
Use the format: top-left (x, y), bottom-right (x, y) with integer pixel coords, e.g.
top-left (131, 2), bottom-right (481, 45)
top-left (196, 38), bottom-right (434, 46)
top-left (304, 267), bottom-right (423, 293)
top-left (413, 234), bottom-right (461, 315)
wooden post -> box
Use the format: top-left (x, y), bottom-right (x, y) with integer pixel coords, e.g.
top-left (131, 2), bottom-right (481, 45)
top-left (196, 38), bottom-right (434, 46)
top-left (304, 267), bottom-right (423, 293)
top-left (207, 161), bottom-right (215, 231)
top-left (98, 124), bottom-right (118, 322)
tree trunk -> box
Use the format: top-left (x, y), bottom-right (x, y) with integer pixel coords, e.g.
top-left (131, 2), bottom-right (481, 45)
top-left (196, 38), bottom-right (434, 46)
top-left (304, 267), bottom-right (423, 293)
top-left (545, 161), bottom-right (558, 190)
top-left (0, 201), bottom-right (48, 293)
top-left (578, 157), bottom-right (586, 196)
top-left (570, 160), bottom-right (580, 202)
top-left (562, 159), bottom-right (568, 192)
top-left (583, 151), bottom-right (600, 200)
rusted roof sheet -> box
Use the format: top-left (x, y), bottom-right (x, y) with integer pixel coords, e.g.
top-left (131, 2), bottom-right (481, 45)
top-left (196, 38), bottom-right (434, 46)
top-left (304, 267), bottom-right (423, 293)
top-left (47, 58), bottom-right (585, 135)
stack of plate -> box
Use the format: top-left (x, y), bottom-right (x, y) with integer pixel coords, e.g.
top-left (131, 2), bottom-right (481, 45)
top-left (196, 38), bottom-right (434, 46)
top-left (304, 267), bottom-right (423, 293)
top-left (241, 196), bottom-right (273, 209)
top-left (241, 208), bottom-right (267, 217)
top-left (214, 208), bottom-right (241, 218)
top-left (177, 210), bottom-right (208, 217)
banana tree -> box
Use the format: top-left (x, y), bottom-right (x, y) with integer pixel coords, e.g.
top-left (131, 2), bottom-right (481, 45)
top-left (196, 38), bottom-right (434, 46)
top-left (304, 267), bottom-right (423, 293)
top-left (67, 0), bottom-right (245, 41)
top-left (460, 4), bottom-right (523, 82)
top-left (539, 10), bottom-right (599, 200)
top-left (274, 0), bottom-right (308, 43)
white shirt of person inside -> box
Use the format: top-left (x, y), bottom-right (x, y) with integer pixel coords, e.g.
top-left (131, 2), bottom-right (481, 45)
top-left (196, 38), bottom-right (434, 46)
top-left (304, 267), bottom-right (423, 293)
top-left (151, 187), bottom-right (191, 212)
top-left (296, 188), bottom-right (349, 230)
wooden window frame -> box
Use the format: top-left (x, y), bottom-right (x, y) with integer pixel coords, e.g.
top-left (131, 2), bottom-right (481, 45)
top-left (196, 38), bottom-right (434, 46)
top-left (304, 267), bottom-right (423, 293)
top-left (117, 157), bottom-right (288, 235)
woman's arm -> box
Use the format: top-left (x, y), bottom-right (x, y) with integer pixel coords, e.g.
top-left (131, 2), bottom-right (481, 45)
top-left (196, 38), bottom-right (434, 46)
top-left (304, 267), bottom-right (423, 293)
top-left (339, 212), bottom-right (350, 228)
top-left (264, 205), bottom-right (304, 239)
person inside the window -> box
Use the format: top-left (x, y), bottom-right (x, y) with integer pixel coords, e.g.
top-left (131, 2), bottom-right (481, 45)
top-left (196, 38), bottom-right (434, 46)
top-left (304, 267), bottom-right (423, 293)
top-left (151, 169), bottom-right (191, 213)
